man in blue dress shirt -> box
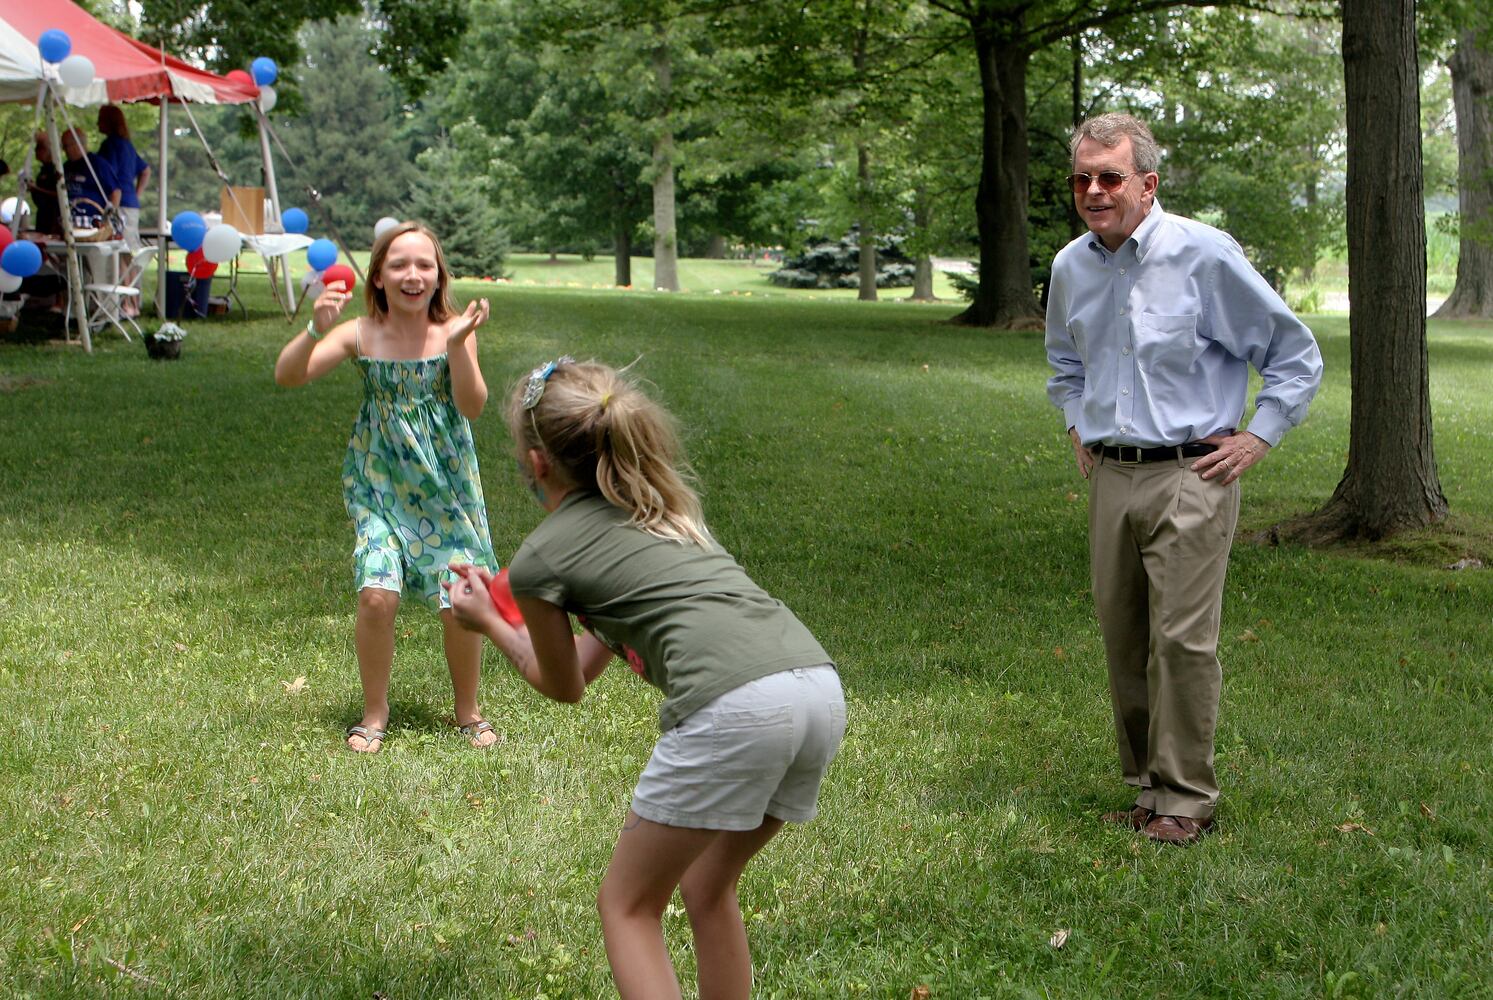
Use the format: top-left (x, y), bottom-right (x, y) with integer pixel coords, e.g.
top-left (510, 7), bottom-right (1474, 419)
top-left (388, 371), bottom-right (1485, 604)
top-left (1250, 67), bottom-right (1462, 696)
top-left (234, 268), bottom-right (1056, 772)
top-left (1045, 113), bottom-right (1323, 844)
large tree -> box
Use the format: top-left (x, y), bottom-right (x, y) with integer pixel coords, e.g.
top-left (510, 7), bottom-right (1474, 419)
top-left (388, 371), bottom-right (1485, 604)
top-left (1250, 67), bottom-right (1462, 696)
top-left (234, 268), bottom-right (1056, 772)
top-left (1285, 0), bottom-right (1448, 541)
top-left (136, 0), bottom-right (463, 99)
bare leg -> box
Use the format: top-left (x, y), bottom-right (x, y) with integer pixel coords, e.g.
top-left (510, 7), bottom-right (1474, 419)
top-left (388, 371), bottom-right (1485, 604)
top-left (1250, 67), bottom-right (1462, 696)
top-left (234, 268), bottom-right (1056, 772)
top-left (597, 812), bottom-right (722, 1000)
top-left (679, 817), bottom-right (785, 1000)
top-left (441, 609), bottom-right (494, 746)
top-left (350, 587), bottom-right (399, 751)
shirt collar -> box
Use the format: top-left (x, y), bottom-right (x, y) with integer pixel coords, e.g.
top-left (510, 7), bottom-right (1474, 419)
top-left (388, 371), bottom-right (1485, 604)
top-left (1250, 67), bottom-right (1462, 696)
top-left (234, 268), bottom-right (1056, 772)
top-left (1086, 198), bottom-right (1167, 264)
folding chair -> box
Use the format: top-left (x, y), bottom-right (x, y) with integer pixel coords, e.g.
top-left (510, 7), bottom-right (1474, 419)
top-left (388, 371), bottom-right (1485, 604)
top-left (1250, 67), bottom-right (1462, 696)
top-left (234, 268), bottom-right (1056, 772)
top-left (81, 244), bottom-right (157, 341)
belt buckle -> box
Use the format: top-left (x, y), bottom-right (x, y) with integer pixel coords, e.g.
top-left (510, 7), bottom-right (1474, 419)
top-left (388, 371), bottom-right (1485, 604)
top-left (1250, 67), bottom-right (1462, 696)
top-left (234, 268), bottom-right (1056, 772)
top-left (1116, 445), bottom-right (1143, 464)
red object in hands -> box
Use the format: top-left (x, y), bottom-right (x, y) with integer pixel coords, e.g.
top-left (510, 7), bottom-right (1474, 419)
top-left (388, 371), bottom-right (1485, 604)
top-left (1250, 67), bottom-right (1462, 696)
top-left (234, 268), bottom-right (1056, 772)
top-left (186, 248), bottom-right (218, 279)
top-left (321, 263), bottom-right (357, 292)
top-left (487, 567), bottom-right (524, 627)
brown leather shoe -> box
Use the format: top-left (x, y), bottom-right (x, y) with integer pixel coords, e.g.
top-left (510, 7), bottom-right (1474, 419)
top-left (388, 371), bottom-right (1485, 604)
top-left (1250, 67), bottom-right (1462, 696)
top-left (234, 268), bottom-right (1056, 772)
top-left (1101, 803), bottom-right (1154, 831)
top-left (1143, 814), bottom-right (1215, 845)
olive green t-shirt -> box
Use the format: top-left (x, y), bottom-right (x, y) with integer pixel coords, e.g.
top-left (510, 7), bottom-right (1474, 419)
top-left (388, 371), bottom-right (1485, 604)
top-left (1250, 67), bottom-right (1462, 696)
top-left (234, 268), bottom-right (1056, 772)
top-left (507, 490), bottom-right (832, 731)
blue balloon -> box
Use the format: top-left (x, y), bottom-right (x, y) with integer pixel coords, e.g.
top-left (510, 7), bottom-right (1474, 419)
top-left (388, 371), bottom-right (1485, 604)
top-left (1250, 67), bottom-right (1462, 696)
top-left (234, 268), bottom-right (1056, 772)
top-left (38, 30), bottom-right (71, 64)
top-left (1, 241), bottom-right (42, 279)
top-left (251, 56), bottom-right (278, 86)
top-left (281, 207), bottom-right (308, 234)
top-left (306, 238), bottom-right (338, 272)
top-left (171, 211), bottom-right (207, 252)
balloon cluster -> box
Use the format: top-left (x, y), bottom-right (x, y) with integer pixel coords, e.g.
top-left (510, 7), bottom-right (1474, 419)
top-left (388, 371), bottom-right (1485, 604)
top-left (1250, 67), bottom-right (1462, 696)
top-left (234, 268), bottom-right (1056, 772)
top-left (302, 238), bottom-right (355, 295)
top-left (38, 28), bottom-right (95, 89)
top-left (227, 56), bottom-right (281, 113)
top-left (170, 210), bottom-right (242, 281)
top-left (0, 228), bottom-right (42, 294)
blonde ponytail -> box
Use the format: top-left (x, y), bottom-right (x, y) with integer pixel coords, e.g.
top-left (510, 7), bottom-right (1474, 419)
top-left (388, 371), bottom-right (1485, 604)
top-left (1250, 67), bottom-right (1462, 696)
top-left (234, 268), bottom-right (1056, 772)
top-left (509, 360), bottom-right (710, 545)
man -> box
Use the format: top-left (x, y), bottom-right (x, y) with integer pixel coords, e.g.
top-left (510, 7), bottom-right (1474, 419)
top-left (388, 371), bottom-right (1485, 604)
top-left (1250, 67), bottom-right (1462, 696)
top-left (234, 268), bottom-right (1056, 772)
top-left (1045, 113), bottom-right (1322, 845)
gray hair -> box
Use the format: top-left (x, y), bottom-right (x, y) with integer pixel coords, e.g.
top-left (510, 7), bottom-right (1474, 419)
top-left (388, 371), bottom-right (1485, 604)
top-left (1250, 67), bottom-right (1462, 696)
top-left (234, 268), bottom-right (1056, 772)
top-left (1070, 113), bottom-right (1160, 173)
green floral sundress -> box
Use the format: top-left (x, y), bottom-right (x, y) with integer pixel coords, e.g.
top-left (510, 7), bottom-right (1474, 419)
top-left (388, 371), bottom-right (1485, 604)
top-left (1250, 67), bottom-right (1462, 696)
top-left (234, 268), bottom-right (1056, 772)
top-left (341, 329), bottom-right (495, 609)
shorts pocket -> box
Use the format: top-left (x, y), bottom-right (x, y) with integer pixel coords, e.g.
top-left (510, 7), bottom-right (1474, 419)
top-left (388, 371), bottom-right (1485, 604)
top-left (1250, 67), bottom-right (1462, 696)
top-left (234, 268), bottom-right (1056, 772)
top-left (711, 704), bottom-right (794, 779)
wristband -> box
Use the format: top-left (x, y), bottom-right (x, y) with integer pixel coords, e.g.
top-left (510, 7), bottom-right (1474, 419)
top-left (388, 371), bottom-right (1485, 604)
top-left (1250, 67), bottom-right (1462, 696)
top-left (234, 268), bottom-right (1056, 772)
top-left (305, 317), bottom-right (324, 341)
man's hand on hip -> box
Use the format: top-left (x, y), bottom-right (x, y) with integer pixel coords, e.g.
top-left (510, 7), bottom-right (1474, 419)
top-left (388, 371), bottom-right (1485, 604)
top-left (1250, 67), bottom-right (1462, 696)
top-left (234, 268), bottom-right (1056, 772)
top-left (1068, 427), bottom-right (1094, 480)
top-left (1192, 430), bottom-right (1270, 485)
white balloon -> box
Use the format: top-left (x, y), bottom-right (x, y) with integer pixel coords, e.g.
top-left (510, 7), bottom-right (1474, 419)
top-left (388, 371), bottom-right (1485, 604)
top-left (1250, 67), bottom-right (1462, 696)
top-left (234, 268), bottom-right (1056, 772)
top-left (0, 271), bottom-right (22, 293)
top-left (373, 216), bottom-right (400, 241)
top-left (58, 54), bottom-right (96, 89)
top-left (0, 197), bottom-right (22, 223)
top-left (202, 223), bottom-right (242, 264)
top-left (258, 85), bottom-right (277, 113)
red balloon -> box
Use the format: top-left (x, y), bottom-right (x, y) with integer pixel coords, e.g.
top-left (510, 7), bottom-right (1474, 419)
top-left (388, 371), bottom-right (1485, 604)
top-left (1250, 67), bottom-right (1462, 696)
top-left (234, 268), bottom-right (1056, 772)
top-left (226, 69), bottom-right (254, 89)
top-left (186, 247), bottom-right (218, 279)
top-left (487, 568), bottom-right (524, 627)
top-left (321, 263), bottom-right (357, 293)
top-left (0, 227), bottom-right (12, 251)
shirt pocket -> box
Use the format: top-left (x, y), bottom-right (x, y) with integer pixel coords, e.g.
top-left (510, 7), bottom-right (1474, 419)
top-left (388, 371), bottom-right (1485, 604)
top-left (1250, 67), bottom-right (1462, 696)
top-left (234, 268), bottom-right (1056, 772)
top-left (1134, 312), bottom-right (1200, 379)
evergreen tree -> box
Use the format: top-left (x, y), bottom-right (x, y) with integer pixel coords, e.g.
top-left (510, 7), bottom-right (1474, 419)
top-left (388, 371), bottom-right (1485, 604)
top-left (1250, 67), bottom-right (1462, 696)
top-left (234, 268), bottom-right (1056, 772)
top-left (405, 136), bottom-right (510, 279)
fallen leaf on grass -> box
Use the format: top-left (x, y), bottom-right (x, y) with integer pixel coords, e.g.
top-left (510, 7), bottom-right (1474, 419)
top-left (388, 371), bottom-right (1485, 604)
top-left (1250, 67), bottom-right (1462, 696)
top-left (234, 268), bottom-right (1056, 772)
top-left (1049, 928), bottom-right (1070, 949)
top-left (1446, 557), bottom-right (1483, 571)
top-left (172, 642), bottom-right (188, 653)
top-left (1334, 822), bottom-right (1375, 835)
top-left (1237, 628), bottom-right (1260, 643)
top-left (909, 987), bottom-right (932, 1000)
top-left (1420, 802), bottom-right (1436, 821)
top-left (281, 676), bottom-right (308, 695)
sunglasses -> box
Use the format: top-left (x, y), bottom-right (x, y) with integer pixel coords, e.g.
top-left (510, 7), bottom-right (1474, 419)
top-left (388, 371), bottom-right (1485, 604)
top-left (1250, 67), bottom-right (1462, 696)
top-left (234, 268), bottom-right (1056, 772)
top-left (521, 355), bottom-right (574, 410)
top-left (1066, 171), bottom-right (1137, 194)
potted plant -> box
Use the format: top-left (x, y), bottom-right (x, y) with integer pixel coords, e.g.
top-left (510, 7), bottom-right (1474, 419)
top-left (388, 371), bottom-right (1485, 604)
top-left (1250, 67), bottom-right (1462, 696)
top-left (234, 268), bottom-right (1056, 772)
top-left (145, 321), bottom-right (187, 360)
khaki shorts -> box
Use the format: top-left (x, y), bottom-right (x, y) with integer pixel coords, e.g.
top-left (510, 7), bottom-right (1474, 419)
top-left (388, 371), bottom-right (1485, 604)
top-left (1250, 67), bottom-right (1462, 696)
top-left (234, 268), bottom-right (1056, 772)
top-left (632, 665), bottom-right (846, 831)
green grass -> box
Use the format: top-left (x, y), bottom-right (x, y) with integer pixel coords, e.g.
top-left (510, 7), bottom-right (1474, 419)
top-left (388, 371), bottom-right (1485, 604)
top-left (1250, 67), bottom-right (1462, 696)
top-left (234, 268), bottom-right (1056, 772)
top-left (1, 278), bottom-right (1490, 998)
top-left (155, 248), bottom-right (970, 304)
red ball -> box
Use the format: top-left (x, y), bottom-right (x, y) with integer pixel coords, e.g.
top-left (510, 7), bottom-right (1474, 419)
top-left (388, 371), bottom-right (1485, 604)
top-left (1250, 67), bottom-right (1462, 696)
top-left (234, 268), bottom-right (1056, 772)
top-left (226, 69), bottom-right (254, 89)
top-left (487, 567), bottom-right (524, 627)
top-left (321, 262), bottom-right (356, 293)
top-left (186, 247), bottom-right (218, 279)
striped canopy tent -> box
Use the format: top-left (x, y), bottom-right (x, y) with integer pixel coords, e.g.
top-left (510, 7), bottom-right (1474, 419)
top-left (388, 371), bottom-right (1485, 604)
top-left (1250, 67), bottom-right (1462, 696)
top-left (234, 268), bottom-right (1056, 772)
top-left (0, 0), bottom-right (286, 350)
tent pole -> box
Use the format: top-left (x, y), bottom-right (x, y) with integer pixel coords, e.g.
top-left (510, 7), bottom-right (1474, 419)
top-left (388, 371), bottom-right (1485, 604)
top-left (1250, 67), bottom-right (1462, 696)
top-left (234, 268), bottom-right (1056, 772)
top-left (44, 92), bottom-right (91, 353)
top-left (254, 105), bottom-right (293, 316)
top-left (157, 98), bottom-right (169, 319)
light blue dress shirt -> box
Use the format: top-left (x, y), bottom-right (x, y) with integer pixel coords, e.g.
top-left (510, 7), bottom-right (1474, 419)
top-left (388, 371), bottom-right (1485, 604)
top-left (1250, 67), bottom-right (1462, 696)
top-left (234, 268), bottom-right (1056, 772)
top-left (1045, 201), bottom-right (1323, 448)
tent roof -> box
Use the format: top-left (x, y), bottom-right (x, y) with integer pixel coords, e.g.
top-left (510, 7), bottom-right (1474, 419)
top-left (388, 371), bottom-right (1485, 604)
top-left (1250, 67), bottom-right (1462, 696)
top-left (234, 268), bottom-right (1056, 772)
top-left (0, 0), bottom-right (257, 106)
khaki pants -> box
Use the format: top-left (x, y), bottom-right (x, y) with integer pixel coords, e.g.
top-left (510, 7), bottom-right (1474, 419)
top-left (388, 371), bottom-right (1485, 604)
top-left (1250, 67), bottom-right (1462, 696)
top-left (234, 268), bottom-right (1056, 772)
top-left (1089, 452), bottom-right (1240, 819)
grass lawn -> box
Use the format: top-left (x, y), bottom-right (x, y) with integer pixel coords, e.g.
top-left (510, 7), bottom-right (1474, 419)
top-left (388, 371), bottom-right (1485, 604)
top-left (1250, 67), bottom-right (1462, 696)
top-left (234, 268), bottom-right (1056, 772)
top-left (182, 247), bottom-right (972, 303)
top-left (0, 279), bottom-right (1489, 998)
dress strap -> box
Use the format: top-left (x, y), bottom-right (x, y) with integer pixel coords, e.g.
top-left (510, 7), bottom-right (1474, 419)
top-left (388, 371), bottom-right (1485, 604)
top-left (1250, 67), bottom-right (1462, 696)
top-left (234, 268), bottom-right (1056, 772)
top-left (354, 316), bottom-right (363, 357)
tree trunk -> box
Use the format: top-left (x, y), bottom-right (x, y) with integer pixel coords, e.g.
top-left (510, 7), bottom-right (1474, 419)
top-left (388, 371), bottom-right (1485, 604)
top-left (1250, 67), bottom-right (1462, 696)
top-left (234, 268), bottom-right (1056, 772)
top-left (1281, 0), bottom-right (1447, 543)
top-left (614, 228), bottom-right (632, 287)
top-left (1433, 29), bottom-right (1493, 318)
top-left (952, 18), bottom-right (1041, 327)
top-left (910, 186), bottom-right (936, 301)
top-left (856, 141), bottom-right (878, 301)
top-left (651, 40), bottom-right (680, 292)
top-left (704, 234), bottom-right (727, 259)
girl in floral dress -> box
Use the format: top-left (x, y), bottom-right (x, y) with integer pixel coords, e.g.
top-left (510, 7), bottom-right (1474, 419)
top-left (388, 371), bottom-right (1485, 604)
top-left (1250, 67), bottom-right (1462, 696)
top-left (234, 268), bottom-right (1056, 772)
top-left (275, 222), bottom-right (498, 753)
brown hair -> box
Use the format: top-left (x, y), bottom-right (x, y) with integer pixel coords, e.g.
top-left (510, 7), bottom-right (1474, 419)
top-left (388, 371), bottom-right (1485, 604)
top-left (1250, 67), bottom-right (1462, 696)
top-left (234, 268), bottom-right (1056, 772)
top-left (1071, 113), bottom-right (1161, 173)
top-left (98, 104), bottom-right (130, 139)
top-left (363, 220), bottom-right (457, 322)
top-left (508, 360), bottom-right (710, 546)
